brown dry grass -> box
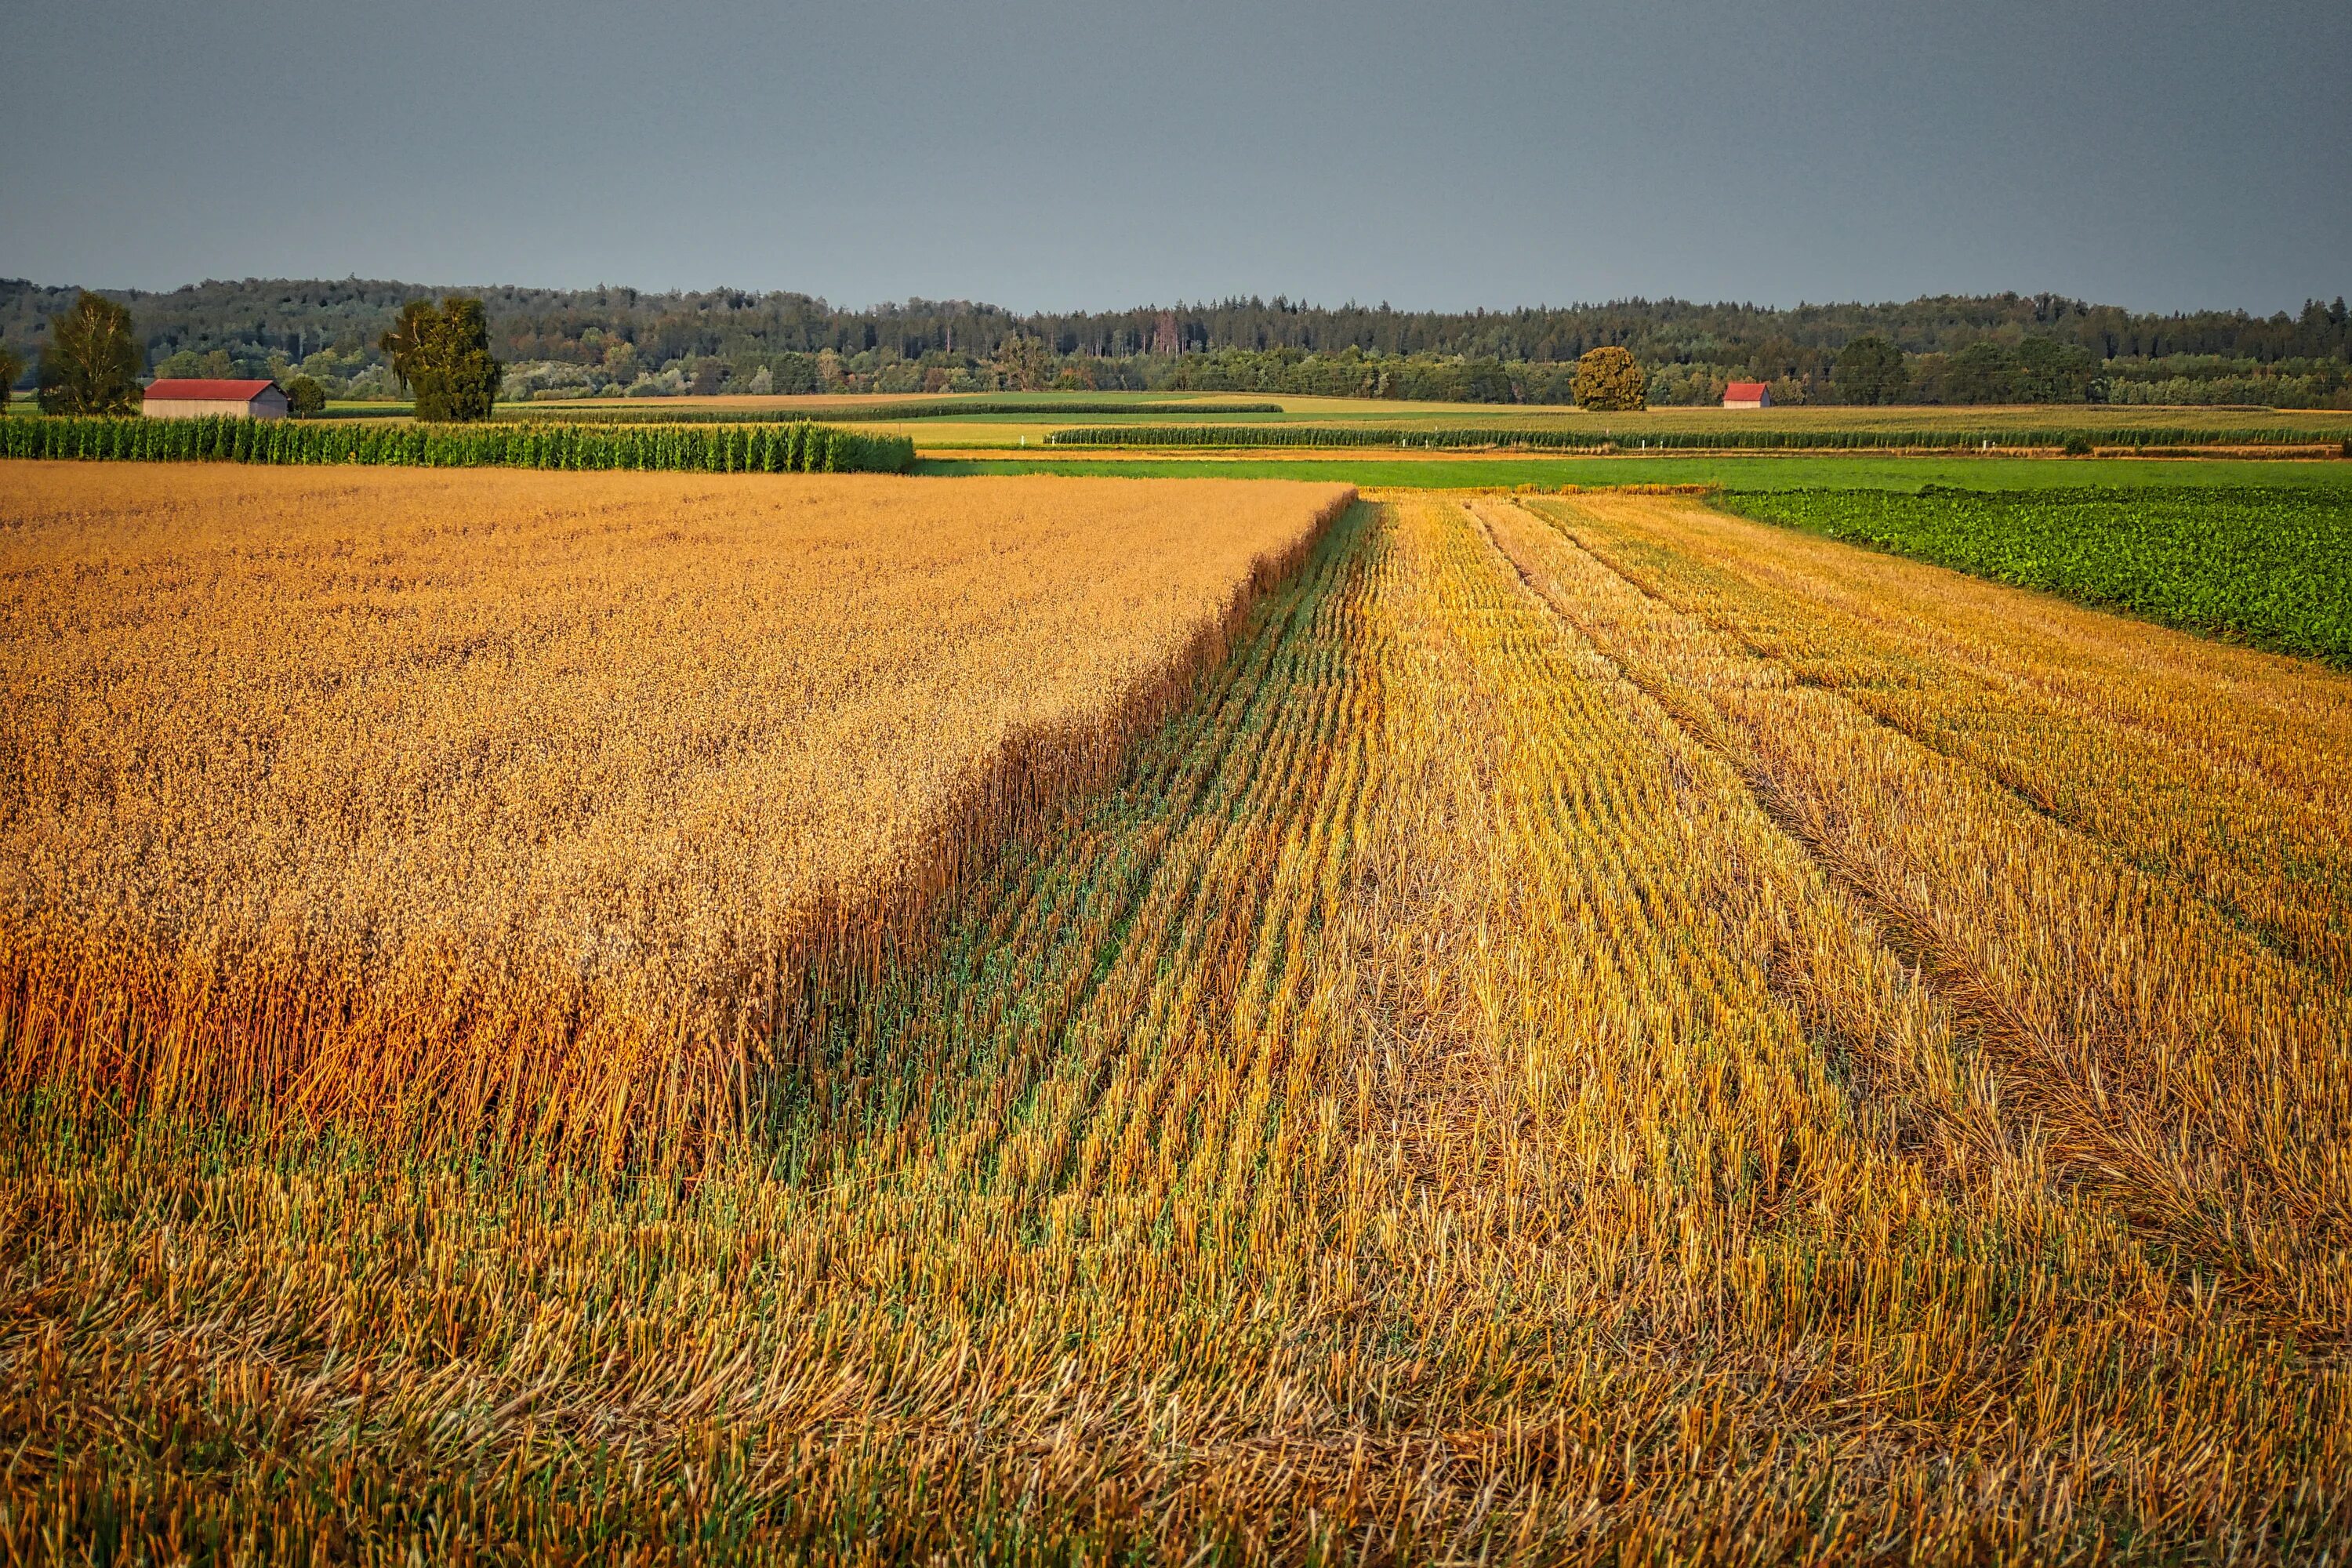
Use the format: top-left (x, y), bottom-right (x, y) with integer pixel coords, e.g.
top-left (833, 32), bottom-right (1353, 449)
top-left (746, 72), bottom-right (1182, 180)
top-left (0, 462), bottom-right (1351, 1161)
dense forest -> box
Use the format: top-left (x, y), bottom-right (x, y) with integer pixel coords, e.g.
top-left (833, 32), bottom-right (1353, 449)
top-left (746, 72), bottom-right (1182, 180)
top-left (5, 278), bottom-right (2347, 406)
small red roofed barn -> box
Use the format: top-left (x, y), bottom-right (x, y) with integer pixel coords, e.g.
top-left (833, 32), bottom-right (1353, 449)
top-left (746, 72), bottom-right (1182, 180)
top-left (143, 379), bottom-right (289, 420)
top-left (1722, 380), bottom-right (1771, 409)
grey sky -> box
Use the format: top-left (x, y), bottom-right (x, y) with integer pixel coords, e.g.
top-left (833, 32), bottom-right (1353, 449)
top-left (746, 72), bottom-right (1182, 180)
top-left (3, 0), bottom-right (2345, 314)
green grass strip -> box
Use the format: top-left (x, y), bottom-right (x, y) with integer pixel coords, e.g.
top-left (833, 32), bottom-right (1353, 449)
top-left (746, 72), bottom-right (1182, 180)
top-left (1047, 423), bottom-right (2352, 452)
top-left (918, 455), bottom-right (2352, 492)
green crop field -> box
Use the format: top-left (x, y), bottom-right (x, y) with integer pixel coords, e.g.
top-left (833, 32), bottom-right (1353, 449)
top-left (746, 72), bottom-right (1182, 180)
top-left (921, 452), bottom-right (2352, 492)
top-left (1719, 486), bottom-right (2352, 665)
top-left (819, 393), bottom-right (2352, 437)
top-left (826, 401), bottom-right (2352, 456)
top-left (1040, 419), bottom-right (2352, 453)
top-left (8, 427), bottom-right (2352, 1562)
top-left (1161, 397), bottom-right (2352, 437)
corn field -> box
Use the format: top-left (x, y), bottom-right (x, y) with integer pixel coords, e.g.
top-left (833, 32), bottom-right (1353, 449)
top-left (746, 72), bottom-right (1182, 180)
top-left (0, 414), bottom-right (917, 473)
top-left (3, 470), bottom-right (2349, 1563)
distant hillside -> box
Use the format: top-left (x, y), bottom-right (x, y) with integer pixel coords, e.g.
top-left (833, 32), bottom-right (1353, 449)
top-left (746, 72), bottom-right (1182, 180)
top-left (5, 279), bottom-right (2346, 407)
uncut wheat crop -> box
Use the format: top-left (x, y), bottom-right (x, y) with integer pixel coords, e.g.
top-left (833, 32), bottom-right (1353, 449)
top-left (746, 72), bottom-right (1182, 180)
top-left (0, 461), bottom-right (1351, 1160)
top-left (5, 477), bottom-right (2350, 1563)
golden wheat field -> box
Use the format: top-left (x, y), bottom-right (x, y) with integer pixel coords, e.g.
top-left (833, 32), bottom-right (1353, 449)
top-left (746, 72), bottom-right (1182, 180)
top-left (5, 470), bottom-right (2351, 1564)
top-left (0, 463), bottom-right (1350, 1160)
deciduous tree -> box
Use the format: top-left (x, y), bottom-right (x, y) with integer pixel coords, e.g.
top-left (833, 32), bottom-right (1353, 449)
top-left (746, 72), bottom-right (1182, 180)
top-left (284, 376), bottom-right (328, 419)
top-left (380, 299), bottom-right (503, 422)
top-left (1571, 346), bottom-right (1646, 411)
top-left (38, 292), bottom-right (143, 416)
top-left (998, 336), bottom-right (1054, 392)
top-left (377, 300), bottom-right (436, 394)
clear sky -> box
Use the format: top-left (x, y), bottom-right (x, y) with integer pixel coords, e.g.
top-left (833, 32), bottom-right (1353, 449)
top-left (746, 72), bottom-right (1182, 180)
top-left (3, 0), bottom-right (2345, 314)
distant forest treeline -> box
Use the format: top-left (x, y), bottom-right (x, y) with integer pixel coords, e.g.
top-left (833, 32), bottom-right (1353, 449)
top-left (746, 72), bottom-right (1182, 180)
top-left (5, 278), bottom-right (2347, 407)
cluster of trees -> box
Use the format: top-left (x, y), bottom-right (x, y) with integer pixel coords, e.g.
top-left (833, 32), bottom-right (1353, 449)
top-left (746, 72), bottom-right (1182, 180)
top-left (2095, 354), bottom-right (2350, 409)
top-left (1823, 335), bottom-right (2100, 406)
top-left (1821, 336), bottom-right (2091, 408)
top-left (1920, 338), bottom-right (2100, 404)
top-left (1831, 337), bottom-right (1907, 404)
top-left (6, 278), bottom-right (2348, 409)
top-left (6, 290), bottom-right (500, 421)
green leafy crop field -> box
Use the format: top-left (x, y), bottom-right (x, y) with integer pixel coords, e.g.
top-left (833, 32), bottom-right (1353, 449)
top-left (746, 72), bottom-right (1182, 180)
top-left (1719, 486), bottom-right (2352, 665)
top-left (921, 453), bottom-right (2352, 492)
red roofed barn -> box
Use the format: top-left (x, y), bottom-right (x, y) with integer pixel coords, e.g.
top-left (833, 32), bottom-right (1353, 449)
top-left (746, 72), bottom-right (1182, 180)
top-left (1721, 380), bottom-right (1771, 409)
top-left (143, 379), bottom-right (290, 420)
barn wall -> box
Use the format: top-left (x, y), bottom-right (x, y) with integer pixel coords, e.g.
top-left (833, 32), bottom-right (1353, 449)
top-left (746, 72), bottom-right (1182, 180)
top-left (143, 397), bottom-right (289, 420)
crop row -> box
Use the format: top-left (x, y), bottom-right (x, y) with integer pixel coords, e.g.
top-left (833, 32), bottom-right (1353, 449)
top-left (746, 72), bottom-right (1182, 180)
top-left (0, 414), bottom-right (918, 474)
top-left (1046, 423), bottom-right (2352, 451)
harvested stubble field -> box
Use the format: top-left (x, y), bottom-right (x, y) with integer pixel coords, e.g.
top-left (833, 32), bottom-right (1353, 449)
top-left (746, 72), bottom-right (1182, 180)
top-left (4, 472), bottom-right (2351, 1564)
top-left (1715, 486), bottom-right (2352, 666)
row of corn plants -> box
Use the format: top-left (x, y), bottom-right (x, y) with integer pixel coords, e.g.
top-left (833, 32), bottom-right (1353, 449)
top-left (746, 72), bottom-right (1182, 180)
top-left (2, 415), bottom-right (917, 473)
top-left (1045, 423), bottom-right (2352, 451)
